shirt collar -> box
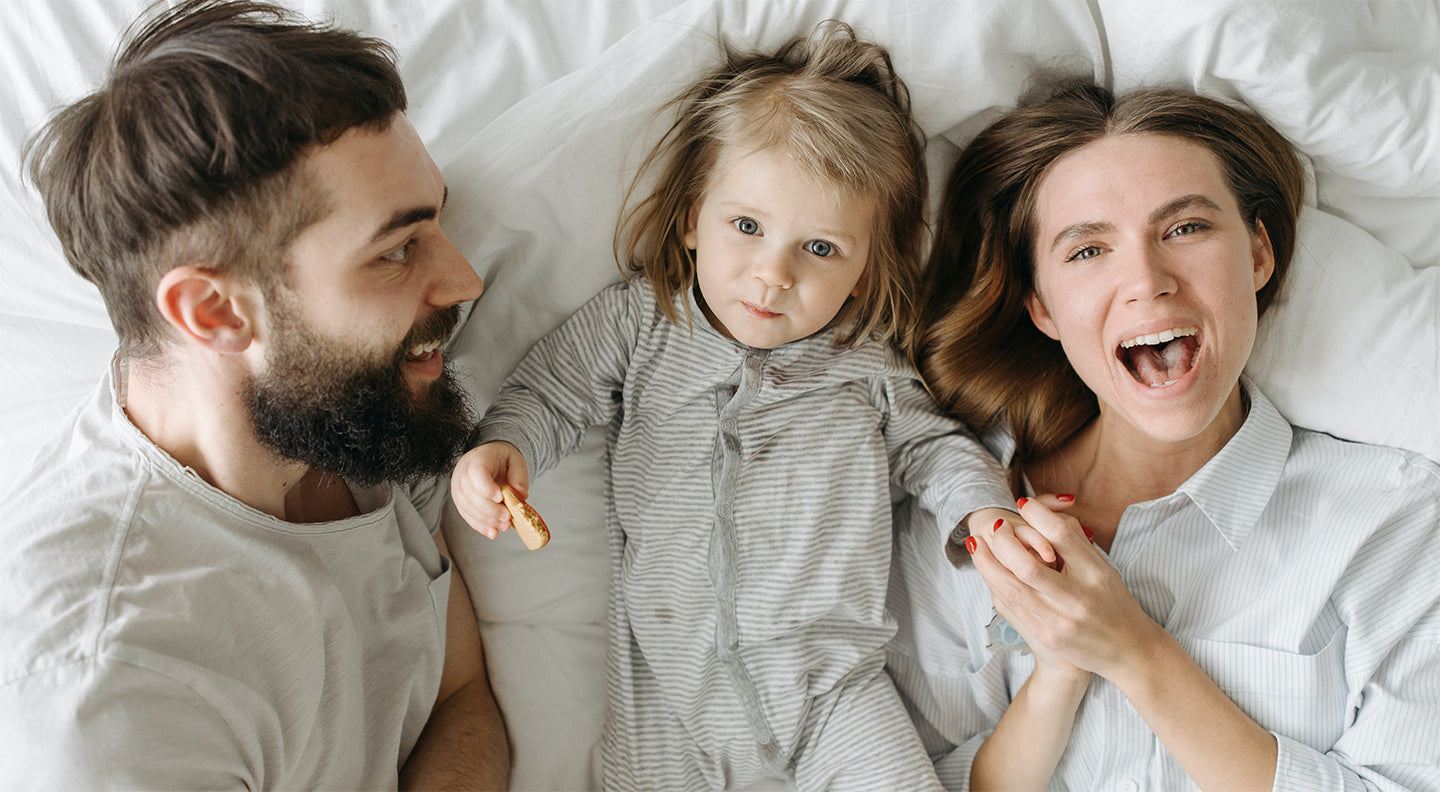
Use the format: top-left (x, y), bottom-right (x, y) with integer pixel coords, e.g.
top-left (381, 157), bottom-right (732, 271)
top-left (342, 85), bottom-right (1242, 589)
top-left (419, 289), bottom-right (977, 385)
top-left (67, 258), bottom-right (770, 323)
top-left (1177, 376), bottom-right (1293, 550)
top-left (987, 377), bottom-right (1293, 550)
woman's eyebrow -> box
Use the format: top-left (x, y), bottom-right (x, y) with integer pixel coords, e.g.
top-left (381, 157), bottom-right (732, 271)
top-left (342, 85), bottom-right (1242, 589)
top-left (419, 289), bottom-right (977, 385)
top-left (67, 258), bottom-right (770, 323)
top-left (1048, 220), bottom-right (1113, 253)
top-left (1048, 194), bottom-right (1226, 252)
top-left (1148, 194), bottom-right (1223, 225)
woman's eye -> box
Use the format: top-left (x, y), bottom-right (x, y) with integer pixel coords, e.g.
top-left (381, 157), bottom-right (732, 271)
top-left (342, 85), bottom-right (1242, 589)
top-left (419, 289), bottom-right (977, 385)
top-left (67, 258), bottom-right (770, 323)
top-left (1066, 245), bottom-right (1102, 262)
top-left (733, 217), bottom-right (760, 235)
top-left (805, 239), bottom-right (834, 258)
top-left (1168, 221), bottom-right (1210, 238)
top-left (381, 242), bottom-right (412, 263)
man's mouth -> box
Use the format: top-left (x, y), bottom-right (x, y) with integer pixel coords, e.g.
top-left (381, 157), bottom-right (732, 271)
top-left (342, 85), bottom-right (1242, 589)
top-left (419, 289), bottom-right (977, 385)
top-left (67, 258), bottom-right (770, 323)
top-left (406, 339), bottom-right (443, 362)
top-left (1117, 326), bottom-right (1199, 388)
top-left (399, 306), bottom-right (461, 369)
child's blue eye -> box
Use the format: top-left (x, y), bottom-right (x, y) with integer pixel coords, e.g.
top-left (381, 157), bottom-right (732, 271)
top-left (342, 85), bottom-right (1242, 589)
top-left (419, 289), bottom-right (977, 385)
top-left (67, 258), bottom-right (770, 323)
top-left (805, 239), bottom-right (834, 257)
top-left (733, 217), bottom-right (760, 235)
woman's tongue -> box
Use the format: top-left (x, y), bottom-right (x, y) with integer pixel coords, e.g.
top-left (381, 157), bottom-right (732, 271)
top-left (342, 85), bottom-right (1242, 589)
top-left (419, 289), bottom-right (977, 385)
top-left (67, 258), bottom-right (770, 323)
top-left (1124, 336), bottom-right (1197, 387)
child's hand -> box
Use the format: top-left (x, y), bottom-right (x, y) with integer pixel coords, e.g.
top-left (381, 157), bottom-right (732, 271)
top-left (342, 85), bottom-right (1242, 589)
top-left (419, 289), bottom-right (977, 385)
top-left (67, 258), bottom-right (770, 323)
top-left (953, 495), bottom-right (1080, 570)
top-left (955, 506), bottom-right (1058, 568)
top-left (450, 441), bottom-right (529, 539)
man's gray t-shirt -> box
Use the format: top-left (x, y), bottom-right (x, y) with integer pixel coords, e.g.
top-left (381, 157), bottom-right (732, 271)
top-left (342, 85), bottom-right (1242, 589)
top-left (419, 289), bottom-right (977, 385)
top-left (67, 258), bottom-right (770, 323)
top-left (0, 363), bottom-right (450, 789)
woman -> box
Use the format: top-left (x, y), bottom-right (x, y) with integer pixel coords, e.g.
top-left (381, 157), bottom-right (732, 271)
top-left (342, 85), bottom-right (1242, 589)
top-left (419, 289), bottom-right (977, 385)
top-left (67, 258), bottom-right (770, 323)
top-left (886, 78), bottom-right (1440, 791)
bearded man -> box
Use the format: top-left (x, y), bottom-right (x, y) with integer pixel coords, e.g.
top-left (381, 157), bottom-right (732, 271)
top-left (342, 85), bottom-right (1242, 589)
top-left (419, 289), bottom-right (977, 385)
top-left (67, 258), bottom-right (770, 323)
top-left (0, 1), bottom-right (508, 788)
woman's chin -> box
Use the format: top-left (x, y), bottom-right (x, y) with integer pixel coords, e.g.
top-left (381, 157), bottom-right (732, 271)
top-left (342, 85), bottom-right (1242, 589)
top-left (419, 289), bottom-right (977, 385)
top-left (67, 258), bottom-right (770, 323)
top-left (1103, 364), bottom-right (1241, 446)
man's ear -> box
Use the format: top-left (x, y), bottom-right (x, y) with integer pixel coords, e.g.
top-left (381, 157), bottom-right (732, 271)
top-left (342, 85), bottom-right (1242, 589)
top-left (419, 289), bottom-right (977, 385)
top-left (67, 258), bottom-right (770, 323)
top-left (155, 266), bottom-right (258, 354)
top-left (1025, 289), bottom-right (1060, 340)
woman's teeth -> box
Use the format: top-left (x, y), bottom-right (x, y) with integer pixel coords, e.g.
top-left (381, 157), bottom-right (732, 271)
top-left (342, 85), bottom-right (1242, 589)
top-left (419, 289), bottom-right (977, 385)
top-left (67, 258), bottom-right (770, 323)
top-left (1119, 326), bottom-right (1198, 349)
top-left (1117, 326), bottom-right (1199, 387)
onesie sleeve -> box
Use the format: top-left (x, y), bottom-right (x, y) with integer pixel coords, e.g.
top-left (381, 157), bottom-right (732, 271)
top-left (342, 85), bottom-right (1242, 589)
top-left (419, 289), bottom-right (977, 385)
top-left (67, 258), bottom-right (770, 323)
top-left (0, 658), bottom-right (258, 790)
top-left (876, 365), bottom-right (1014, 537)
top-left (474, 281), bottom-right (642, 477)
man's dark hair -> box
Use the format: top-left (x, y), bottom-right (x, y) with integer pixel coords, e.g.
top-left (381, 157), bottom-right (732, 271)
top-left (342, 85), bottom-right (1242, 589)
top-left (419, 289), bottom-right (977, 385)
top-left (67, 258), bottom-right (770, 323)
top-left (24, 0), bottom-right (407, 358)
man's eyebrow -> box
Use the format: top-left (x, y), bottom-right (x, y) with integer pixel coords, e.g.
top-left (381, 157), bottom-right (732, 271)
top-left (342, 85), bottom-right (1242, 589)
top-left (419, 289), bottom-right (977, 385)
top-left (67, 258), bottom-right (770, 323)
top-left (368, 186), bottom-right (448, 245)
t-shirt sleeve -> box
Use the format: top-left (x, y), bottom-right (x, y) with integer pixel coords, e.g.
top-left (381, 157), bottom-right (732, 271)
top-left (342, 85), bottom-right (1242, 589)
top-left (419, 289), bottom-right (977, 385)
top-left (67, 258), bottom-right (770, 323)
top-left (0, 657), bottom-right (257, 790)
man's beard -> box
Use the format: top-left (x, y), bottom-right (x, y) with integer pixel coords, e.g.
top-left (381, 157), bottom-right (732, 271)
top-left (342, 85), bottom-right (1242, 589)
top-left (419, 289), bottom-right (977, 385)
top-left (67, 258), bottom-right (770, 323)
top-left (245, 302), bottom-right (475, 488)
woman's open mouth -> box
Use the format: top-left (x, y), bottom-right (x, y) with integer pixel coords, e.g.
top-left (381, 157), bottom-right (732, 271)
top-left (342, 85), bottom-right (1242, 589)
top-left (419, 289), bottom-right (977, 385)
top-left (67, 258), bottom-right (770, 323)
top-left (1117, 326), bottom-right (1199, 388)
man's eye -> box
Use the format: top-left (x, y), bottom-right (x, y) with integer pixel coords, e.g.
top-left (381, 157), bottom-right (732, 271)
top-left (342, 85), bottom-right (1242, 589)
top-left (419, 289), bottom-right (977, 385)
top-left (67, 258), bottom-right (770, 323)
top-left (733, 217), bottom-right (760, 235)
top-left (381, 242), bottom-right (412, 262)
top-left (805, 239), bottom-right (834, 258)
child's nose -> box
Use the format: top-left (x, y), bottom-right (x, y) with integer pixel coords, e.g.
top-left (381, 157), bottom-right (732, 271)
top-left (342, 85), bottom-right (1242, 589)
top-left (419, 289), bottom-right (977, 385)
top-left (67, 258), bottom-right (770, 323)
top-left (752, 249), bottom-right (794, 290)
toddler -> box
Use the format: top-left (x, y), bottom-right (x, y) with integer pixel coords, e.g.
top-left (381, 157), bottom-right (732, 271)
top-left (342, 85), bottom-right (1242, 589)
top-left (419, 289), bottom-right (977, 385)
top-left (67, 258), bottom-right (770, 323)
top-left (453, 22), bottom-right (1013, 791)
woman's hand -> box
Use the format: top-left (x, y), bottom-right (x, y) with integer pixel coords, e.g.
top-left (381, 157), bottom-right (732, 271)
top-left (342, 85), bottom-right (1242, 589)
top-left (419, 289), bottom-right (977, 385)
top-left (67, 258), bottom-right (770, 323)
top-left (969, 497), bottom-right (1166, 681)
top-left (955, 495), bottom-right (1075, 569)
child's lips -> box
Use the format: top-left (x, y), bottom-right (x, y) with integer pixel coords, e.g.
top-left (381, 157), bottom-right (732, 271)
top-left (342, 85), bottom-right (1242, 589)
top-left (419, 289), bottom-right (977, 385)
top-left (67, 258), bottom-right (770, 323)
top-left (742, 301), bottom-right (781, 319)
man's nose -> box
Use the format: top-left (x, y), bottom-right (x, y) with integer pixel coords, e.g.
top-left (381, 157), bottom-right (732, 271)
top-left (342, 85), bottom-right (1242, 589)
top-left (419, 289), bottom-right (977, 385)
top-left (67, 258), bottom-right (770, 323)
top-left (429, 232), bottom-right (483, 307)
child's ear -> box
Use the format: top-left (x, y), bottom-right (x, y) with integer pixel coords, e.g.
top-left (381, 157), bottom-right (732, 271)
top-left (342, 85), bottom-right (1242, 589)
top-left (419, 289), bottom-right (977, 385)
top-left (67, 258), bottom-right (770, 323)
top-left (154, 266), bottom-right (258, 354)
top-left (850, 267), bottom-right (867, 298)
top-left (1025, 290), bottom-right (1060, 340)
top-left (682, 206), bottom-right (699, 250)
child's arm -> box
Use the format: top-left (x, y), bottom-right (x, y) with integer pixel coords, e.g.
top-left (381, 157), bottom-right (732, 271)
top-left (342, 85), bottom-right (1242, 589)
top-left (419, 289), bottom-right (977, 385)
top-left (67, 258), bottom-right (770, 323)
top-left (471, 282), bottom-right (642, 478)
top-left (451, 441), bottom-right (529, 540)
top-left (877, 369), bottom-right (1038, 554)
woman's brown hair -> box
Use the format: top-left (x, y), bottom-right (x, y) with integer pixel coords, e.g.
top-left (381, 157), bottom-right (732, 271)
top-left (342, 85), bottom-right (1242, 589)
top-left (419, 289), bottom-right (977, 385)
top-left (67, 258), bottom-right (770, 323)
top-left (916, 78), bottom-right (1305, 489)
top-left (615, 20), bottom-right (928, 349)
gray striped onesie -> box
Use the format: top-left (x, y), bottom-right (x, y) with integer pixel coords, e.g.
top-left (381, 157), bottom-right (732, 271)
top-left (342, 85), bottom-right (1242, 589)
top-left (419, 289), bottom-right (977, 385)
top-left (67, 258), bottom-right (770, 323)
top-left (476, 278), bottom-right (1011, 790)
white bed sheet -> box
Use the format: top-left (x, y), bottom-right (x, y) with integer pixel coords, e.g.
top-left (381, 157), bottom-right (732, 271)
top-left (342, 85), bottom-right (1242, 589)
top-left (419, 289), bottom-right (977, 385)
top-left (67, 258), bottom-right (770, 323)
top-left (2, 2), bottom-right (1436, 790)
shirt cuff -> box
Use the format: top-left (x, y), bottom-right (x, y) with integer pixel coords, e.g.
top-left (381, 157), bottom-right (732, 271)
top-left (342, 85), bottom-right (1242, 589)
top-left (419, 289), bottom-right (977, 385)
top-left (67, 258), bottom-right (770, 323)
top-left (472, 418), bottom-right (542, 473)
top-left (1270, 731), bottom-right (1350, 792)
top-left (935, 488), bottom-right (1017, 545)
top-left (934, 732), bottom-right (989, 792)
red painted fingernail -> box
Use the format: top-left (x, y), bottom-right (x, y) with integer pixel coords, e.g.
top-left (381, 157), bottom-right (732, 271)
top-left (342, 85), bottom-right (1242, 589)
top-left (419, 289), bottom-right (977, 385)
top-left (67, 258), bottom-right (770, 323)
top-left (1082, 525), bottom-right (1094, 540)
top-left (1056, 493), bottom-right (1075, 502)
top-left (1016, 497), bottom-right (1029, 509)
top-left (993, 518), bottom-right (1004, 532)
top-left (965, 536), bottom-right (978, 554)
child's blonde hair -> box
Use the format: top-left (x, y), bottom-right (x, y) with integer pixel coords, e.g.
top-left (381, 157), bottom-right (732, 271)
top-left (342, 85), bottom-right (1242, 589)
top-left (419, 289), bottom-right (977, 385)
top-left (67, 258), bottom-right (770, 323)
top-left (616, 21), bottom-right (927, 348)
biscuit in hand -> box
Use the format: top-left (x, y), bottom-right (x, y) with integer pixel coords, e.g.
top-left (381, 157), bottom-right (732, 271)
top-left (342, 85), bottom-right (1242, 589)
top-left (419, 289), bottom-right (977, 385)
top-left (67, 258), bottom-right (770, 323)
top-left (501, 484), bottom-right (550, 550)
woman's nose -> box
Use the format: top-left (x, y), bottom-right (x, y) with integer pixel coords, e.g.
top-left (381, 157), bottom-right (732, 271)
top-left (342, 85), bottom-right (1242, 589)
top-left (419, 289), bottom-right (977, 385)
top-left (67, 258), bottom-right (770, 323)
top-left (1121, 244), bottom-right (1177, 302)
